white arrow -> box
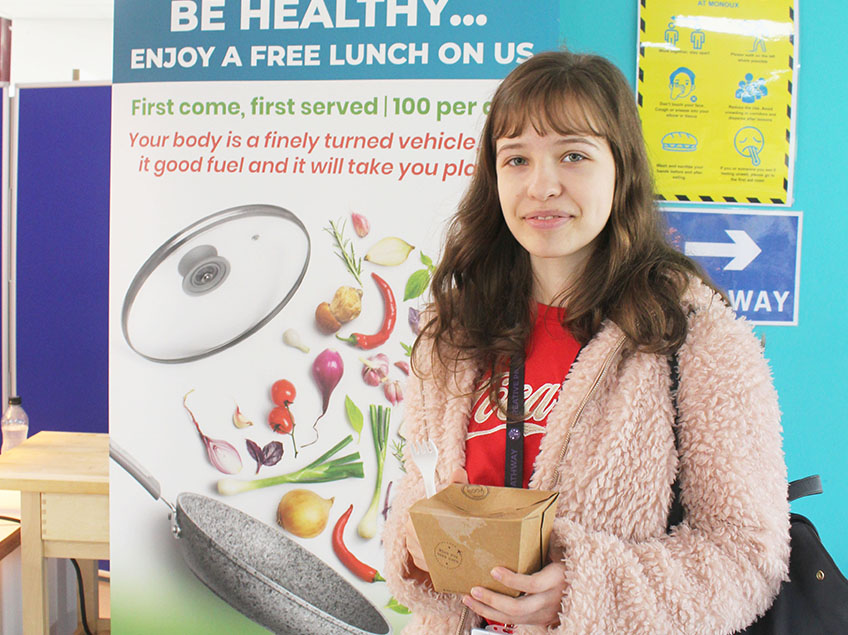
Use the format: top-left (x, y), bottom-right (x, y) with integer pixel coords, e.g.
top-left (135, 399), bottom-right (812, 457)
top-left (684, 230), bottom-right (762, 271)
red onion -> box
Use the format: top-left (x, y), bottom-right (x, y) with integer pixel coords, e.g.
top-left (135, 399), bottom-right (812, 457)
top-left (305, 348), bottom-right (344, 446)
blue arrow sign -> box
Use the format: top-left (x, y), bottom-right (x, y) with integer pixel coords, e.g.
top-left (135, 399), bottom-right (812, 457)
top-left (661, 207), bottom-right (803, 325)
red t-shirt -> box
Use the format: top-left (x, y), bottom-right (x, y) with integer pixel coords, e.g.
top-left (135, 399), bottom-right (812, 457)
top-left (465, 303), bottom-right (581, 488)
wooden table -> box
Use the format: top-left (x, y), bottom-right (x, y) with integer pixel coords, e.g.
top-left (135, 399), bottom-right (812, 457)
top-left (0, 431), bottom-right (109, 634)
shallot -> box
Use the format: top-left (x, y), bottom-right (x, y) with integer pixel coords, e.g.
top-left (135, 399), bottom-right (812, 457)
top-left (183, 391), bottom-right (242, 475)
top-left (304, 348), bottom-right (344, 446)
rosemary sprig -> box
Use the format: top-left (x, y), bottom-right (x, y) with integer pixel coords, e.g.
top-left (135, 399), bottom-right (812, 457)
top-left (324, 219), bottom-right (363, 286)
top-left (391, 437), bottom-right (406, 472)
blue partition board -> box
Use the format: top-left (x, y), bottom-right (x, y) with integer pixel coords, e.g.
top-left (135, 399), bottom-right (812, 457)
top-left (15, 84), bottom-right (111, 436)
top-left (560, 1), bottom-right (847, 572)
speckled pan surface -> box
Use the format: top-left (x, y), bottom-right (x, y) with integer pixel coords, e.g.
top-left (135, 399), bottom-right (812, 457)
top-left (175, 493), bottom-right (391, 635)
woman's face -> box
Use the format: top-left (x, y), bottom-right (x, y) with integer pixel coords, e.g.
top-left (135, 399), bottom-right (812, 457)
top-left (495, 126), bottom-right (616, 289)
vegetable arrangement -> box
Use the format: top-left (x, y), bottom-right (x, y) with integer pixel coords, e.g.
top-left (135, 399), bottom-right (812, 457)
top-left (182, 213), bottom-right (437, 596)
top-left (357, 405), bottom-right (391, 539)
top-left (217, 435), bottom-right (363, 495)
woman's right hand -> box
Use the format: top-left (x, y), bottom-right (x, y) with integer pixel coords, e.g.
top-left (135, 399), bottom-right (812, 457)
top-left (405, 467), bottom-right (469, 573)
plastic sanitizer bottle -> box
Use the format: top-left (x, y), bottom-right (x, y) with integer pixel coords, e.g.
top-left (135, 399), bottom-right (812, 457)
top-left (1, 396), bottom-right (29, 453)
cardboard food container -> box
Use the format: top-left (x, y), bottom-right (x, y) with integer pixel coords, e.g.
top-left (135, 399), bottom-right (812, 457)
top-left (409, 484), bottom-right (559, 597)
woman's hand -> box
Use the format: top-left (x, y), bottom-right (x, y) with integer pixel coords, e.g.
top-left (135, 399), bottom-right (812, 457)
top-left (461, 561), bottom-right (569, 627)
top-left (404, 467), bottom-right (469, 574)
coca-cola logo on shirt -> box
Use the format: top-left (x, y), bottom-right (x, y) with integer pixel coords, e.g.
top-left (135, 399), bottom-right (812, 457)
top-left (470, 373), bottom-right (562, 426)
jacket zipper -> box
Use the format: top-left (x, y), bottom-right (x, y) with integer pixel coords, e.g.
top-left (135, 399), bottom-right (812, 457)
top-left (550, 333), bottom-right (627, 490)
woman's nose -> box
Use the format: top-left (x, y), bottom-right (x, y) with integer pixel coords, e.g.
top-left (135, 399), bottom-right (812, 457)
top-left (527, 162), bottom-right (562, 200)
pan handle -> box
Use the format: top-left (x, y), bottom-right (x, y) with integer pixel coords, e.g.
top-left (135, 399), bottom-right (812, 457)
top-left (109, 439), bottom-right (163, 501)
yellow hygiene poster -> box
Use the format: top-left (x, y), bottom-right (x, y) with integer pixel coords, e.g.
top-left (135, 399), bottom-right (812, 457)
top-left (638, 0), bottom-right (797, 204)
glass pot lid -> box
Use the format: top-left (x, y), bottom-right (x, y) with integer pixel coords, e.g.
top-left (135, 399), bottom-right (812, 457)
top-left (121, 204), bottom-right (310, 363)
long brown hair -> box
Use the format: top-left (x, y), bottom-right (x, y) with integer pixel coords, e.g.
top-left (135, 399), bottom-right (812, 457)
top-left (415, 50), bottom-right (721, 386)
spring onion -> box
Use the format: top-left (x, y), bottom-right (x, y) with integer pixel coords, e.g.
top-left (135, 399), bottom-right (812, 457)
top-left (357, 405), bottom-right (391, 539)
top-left (217, 435), bottom-right (363, 496)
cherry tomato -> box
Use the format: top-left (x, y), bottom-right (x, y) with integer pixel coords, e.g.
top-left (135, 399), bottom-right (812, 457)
top-left (268, 405), bottom-right (294, 434)
top-left (271, 379), bottom-right (296, 406)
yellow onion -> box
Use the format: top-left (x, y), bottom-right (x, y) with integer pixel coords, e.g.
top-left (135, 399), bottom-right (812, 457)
top-left (277, 489), bottom-right (334, 538)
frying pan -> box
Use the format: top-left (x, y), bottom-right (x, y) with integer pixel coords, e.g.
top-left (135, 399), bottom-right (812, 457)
top-left (110, 440), bottom-right (392, 635)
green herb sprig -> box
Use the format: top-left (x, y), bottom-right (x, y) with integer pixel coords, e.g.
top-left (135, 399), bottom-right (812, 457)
top-left (325, 219), bottom-right (363, 286)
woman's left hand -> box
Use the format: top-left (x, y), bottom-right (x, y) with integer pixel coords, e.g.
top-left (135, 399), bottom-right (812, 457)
top-left (461, 561), bottom-right (568, 626)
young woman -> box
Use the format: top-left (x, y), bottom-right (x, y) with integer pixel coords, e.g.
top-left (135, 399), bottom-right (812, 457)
top-left (383, 51), bottom-right (790, 634)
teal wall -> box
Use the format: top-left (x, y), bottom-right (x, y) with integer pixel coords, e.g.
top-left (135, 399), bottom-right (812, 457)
top-left (560, 0), bottom-right (847, 572)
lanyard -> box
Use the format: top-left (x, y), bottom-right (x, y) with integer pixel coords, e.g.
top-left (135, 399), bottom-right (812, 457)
top-left (505, 355), bottom-right (525, 488)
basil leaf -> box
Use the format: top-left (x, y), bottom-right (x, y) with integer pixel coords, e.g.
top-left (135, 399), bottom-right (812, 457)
top-left (344, 395), bottom-right (364, 440)
top-left (420, 252), bottom-right (433, 269)
top-left (404, 269), bottom-right (431, 301)
top-left (246, 439), bottom-right (264, 474)
top-left (262, 441), bottom-right (284, 467)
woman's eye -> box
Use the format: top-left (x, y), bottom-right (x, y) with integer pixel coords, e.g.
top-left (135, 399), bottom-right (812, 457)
top-left (506, 157), bottom-right (527, 167)
top-left (563, 152), bottom-right (585, 163)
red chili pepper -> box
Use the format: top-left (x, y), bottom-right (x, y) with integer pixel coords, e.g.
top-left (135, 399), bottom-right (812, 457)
top-left (337, 272), bottom-right (396, 349)
top-left (332, 504), bottom-right (384, 583)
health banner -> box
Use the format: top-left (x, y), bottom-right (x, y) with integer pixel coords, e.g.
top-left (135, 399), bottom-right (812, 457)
top-left (637, 0), bottom-right (798, 204)
top-left (109, 1), bottom-right (558, 633)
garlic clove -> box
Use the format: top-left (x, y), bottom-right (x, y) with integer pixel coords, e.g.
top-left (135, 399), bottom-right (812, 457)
top-left (364, 237), bottom-right (414, 266)
top-left (351, 212), bottom-right (370, 238)
top-left (233, 405), bottom-right (253, 428)
top-left (384, 379), bottom-right (403, 406)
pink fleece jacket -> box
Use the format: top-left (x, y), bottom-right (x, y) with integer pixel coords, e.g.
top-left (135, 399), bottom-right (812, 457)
top-left (383, 280), bottom-right (790, 634)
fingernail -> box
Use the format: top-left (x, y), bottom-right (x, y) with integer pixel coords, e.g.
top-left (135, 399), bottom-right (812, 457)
top-left (462, 595), bottom-right (472, 607)
top-left (471, 587), bottom-right (483, 599)
top-left (491, 568), bottom-right (503, 580)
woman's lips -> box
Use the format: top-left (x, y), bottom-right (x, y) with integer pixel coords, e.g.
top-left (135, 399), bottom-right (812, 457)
top-left (523, 212), bottom-right (573, 229)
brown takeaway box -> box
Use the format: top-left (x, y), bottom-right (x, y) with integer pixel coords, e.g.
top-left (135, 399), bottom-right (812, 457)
top-left (409, 484), bottom-right (558, 597)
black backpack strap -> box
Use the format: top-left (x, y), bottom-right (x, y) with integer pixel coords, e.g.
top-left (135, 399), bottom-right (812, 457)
top-left (667, 353), bottom-right (684, 529)
top-left (788, 474), bottom-right (822, 502)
